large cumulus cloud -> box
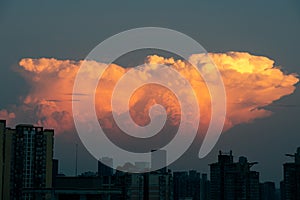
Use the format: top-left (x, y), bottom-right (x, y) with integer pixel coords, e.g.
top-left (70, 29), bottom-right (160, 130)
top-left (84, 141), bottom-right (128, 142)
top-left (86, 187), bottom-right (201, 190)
top-left (0, 52), bottom-right (298, 137)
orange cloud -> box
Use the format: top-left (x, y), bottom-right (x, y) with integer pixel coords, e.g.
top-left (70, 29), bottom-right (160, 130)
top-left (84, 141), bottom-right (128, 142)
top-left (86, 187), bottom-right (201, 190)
top-left (0, 52), bottom-right (298, 137)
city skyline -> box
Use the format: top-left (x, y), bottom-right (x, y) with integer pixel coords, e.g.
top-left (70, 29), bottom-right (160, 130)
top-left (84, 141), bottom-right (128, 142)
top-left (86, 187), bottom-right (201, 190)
top-left (0, 0), bottom-right (299, 186)
top-left (1, 120), bottom-right (299, 185)
top-left (2, 120), bottom-right (300, 199)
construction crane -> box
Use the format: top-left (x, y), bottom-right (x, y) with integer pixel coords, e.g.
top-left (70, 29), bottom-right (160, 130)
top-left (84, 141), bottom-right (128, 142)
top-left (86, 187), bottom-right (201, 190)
top-left (249, 162), bottom-right (258, 168)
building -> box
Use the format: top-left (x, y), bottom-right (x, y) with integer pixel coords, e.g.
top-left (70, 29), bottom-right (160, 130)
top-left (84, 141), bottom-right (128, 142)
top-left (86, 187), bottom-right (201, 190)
top-left (0, 120), bottom-right (54, 200)
top-left (114, 169), bottom-right (173, 200)
top-left (173, 171), bottom-right (188, 199)
top-left (200, 173), bottom-right (210, 200)
top-left (151, 149), bottom-right (167, 173)
top-left (126, 173), bottom-right (145, 200)
top-left (281, 147), bottom-right (300, 200)
top-left (134, 162), bottom-right (150, 173)
top-left (53, 176), bottom-right (123, 200)
top-left (209, 150), bottom-right (260, 200)
top-left (52, 159), bottom-right (59, 187)
top-left (98, 157), bottom-right (113, 176)
top-left (114, 170), bottom-right (172, 200)
top-left (146, 171), bottom-right (173, 200)
top-left (259, 181), bottom-right (276, 200)
top-left (173, 170), bottom-right (201, 200)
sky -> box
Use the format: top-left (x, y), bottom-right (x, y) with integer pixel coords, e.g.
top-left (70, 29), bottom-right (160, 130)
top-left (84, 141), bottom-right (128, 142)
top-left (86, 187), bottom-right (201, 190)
top-left (0, 0), bottom-right (300, 185)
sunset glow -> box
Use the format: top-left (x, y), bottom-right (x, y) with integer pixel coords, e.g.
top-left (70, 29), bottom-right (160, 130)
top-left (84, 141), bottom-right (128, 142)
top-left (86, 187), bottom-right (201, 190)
top-left (0, 52), bottom-right (298, 136)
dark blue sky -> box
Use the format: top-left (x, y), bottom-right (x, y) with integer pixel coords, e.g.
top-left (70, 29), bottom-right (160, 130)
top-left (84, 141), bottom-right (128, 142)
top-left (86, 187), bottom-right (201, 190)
top-left (0, 0), bottom-right (299, 184)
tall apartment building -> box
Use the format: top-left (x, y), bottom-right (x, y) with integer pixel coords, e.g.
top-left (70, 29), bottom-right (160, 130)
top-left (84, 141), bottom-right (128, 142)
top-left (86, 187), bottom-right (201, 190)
top-left (173, 170), bottom-right (201, 200)
top-left (145, 171), bottom-right (173, 200)
top-left (259, 181), bottom-right (276, 200)
top-left (151, 149), bottom-right (167, 174)
top-left (210, 151), bottom-right (260, 200)
top-left (0, 120), bottom-right (54, 200)
top-left (98, 157), bottom-right (114, 176)
top-left (114, 170), bottom-right (173, 200)
top-left (282, 147), bottom-right (300, 200)
top-left (200, 173), bottom-right (210, 200)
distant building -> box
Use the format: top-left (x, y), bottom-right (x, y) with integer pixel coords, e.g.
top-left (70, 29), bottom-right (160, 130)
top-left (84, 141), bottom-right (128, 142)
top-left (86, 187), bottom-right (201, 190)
top-left (0, 120), bottom-right (54, 200)
top-left (98, 157), bottom-right (114, 176)
top-left (79, 171), bottom-right (98, 177)
top-left (146, 171), bottom-right (173, 200)
top-left (134, 162), bottom-right (150, 172)
top-left (52, 159), bottom-right (59, 187)
top-left (115, 170), bottom-right (173, 200)
top-left (200, 173), bottom-right (210, 200)
top-left (281, 147), bottom-right (300, 200)
top-left (260, 181), bottom-right (276, 200)
top-left (209, 150), bottom-right (260, 200)
top-left (151, 149), bottom-right (167, 173)
top-left (54, 176), bottom-right (123, 199)
top-left (173, 171), bottom-right (188, 199)
top-left (281, 180), bottom-right (286, 200)
top-left (127, 173), bottom-right (145, 200)
top-left (173, 170), bottom-right (200, 200)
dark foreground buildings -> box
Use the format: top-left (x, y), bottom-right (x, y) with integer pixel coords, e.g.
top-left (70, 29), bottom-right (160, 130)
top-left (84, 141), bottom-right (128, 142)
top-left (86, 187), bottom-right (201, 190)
top-left (281, 147), bottom-right (300, 200)
top-left (259, 181), bottom-right (276, 200)
top-left (2, 119), bottom-right (300, 200)
top-left (173, 170), bottom-right (202, 200)
top-left (210, 151), bottom-right (260, 200)
top-left (52, 164), bottom-right (174, 200)
top-left (98, 157), bottom-right (114, 176)
top-left (0, 120), bottom-right (54, 200)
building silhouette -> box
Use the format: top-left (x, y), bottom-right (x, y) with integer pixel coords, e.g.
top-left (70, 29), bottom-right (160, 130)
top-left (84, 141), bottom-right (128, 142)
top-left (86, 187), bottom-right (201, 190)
top-left (200, 173), bottom-right (210, 200)
top-left (134, 162), bottom-right (150, 173)
top-left (281, 147), bottom-right (300, 200)
top-left (145, 171), bottom-right (173, 200)
top-left (98, 157), bottom-right (113, 176)
top-left (173, 170), bottom-right (201, 200)
top-left (0, 120), bottom-right (54, 200)
top-left (151, 149), bottom-right (167, 174)
top-left (4, 117), bottom-right (300, 200)
top-left (111, 170), bottom-right (173, 200)
top-left (54, 175), bottom-right (122, 199)
top-left (210, 150), bottom-right (260, 200)
top-left (259, 181), bottom-right (276, 200)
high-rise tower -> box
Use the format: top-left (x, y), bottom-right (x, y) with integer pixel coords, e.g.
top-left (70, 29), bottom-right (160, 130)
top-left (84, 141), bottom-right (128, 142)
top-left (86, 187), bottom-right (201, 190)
top-left (0, 120), bottom-right (54, 200)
